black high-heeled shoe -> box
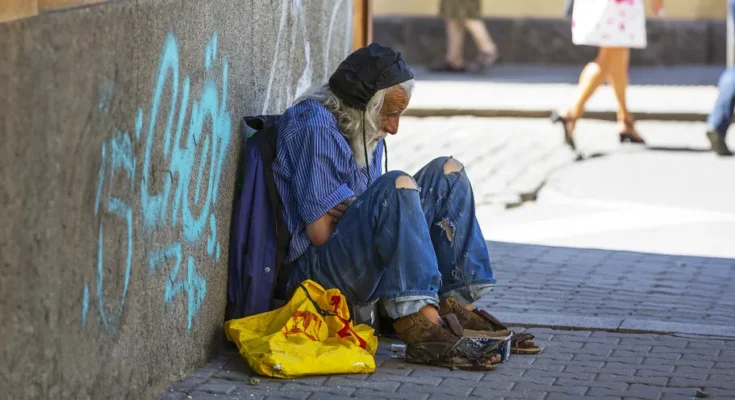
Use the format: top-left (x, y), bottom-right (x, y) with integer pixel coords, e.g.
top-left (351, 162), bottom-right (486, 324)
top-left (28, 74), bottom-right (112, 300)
top-left (618, 118), bottom-right (646, 144)
top-left (429, 61), bottom-right (467, 74)
top-left (619, 133), bottom-right (646, 143)
top-left (472, 50), bottom-right (499, 73)
top-left (550, 111), bottom-right (577, 150)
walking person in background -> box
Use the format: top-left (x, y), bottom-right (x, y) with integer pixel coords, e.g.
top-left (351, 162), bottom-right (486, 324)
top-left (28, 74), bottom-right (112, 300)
top-left (552, 0), bottom-right (664, 150)
top-left (430, 0), bottom-right (499, 73)
top-left (704, 0), bottom-right (735, 156)
top-left (564, 0), bottom-right (574, 18)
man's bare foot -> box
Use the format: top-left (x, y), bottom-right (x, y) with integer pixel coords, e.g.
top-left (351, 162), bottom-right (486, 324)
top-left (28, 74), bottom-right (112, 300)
top-left (419, 305), bottom-right (443, 325)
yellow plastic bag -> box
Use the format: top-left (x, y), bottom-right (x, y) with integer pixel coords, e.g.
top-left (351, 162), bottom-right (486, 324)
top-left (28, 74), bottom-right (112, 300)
top-left (224, 280), bottom-right (379, 378)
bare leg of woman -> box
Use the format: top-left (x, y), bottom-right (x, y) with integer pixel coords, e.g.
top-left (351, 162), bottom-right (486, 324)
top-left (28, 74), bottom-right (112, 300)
top-left (446, 18), bottom-right (466, 68)
top-left (607, 47), bottom-right (644, 143)
top-left (569, 47), bottom-right (615, 119)
top-left (556, 47), bottom-right (615, 143)
top-left (464, 19), bottom-right (498, 68)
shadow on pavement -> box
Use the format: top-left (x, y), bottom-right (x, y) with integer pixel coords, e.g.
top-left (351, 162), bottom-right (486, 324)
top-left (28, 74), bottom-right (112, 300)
top-left (645, 146), bottom-right (711, 153)
top-left (575, 152), bottom-right (610, 161)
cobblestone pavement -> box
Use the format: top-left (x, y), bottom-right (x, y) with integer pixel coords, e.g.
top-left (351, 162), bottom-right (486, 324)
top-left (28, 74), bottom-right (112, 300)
top-left (160, 328), bottom-right (735, 400)
top-left (389, 118), bottom-right (729, 210)
top-left (159, 243), bottom-right (735, 400)
top-left (388, 117), bottom-right (578, 208)
top-left (482, 242), bottom-right (735, 330)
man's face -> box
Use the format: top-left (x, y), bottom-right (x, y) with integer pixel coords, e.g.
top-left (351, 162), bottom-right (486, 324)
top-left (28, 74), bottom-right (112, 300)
top-left (379, 87), bottom-right (411, 137)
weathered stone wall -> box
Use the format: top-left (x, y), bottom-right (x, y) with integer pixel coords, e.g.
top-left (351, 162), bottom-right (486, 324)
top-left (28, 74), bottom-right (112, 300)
top-left (373, 0), bottom-right (728, 20)
top-left (0, 1), bottom-right (352, 398)
top-left (375, 16), bottom-right (727, 66)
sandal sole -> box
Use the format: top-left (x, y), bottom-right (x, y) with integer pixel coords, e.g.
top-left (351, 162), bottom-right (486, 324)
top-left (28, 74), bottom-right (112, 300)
top-left (511, 347), bottom-right (542, 355)
top-left (405, 341), bottom-right (502, 371)
top-left (405, 358), bottom-right (500, 371)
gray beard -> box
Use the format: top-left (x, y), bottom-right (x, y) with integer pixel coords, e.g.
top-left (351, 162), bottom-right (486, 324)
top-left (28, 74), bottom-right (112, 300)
top-left (348, 130), bottom-right (384, 170)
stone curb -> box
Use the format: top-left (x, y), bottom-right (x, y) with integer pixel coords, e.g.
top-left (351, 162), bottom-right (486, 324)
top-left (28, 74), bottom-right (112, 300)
top-left (491, 311), bottom-right (735, 338)
top-left (404, 108), bottom-right (709, 122)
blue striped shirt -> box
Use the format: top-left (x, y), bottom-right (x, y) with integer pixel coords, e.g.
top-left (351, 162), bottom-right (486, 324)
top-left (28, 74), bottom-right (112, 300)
top-left (274, 99), bottom-right (384, 263)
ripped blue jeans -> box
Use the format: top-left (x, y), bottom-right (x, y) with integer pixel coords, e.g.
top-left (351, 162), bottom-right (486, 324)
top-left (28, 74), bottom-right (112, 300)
top-left (276, 157), bottom-right (496, 319)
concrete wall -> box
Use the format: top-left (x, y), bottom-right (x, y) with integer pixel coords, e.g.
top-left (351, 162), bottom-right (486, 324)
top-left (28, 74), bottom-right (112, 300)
top-left (374, 0), bottom-right (728, 20)
top-left (0, 0), bottom-right (353, 398)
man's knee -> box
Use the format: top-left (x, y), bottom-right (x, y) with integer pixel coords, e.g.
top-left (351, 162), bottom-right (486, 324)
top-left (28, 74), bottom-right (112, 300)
top-left (443, 157), bottom-right (464, 175)
top-left (426, 157), bottom-right (465, 176)
top-left (374, 170), bottom-right (417, 191)
top-left (395, 174), bottom-right (418, 190)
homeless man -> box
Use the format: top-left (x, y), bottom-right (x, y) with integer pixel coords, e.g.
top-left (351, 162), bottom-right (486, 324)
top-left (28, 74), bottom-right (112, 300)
top-left (273, 43), bottom-right (540, 368)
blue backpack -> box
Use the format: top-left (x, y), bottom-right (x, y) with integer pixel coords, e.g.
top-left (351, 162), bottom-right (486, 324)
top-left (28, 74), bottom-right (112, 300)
top-left (227, 115), bottom-right (291, 319)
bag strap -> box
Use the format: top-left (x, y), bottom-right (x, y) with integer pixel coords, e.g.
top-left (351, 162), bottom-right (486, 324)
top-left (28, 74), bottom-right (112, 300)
top-left (244, 115), bottom-right (292, 296)
top-left (298, 283), bottom-right (336, 317)
top-left (297, 283), bottom-right (369, 349)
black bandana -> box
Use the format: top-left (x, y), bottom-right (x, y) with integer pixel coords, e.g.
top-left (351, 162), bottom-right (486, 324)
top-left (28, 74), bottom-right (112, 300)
top-left (328, 43), bottom-right (414, 110)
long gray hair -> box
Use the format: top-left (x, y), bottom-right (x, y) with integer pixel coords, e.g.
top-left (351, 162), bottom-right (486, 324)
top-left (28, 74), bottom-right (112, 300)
top-left (295, 80), bottom-right (415, 169)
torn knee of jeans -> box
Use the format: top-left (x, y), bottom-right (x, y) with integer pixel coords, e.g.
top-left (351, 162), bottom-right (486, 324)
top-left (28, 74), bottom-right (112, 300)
top-left (443, 157), bottom-right (464, 175)
top-left (437, 219), bottom-right (455, 241)
top-left (395, 174), bottom-right (419, 190)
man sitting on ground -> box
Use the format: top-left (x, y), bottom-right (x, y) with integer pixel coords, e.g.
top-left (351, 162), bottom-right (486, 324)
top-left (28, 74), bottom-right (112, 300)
top-left (273, 43), bottom-right (539, 368)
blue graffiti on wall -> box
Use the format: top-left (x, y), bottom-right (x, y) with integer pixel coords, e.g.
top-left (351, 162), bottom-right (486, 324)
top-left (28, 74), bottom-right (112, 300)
top-left (82, 32), bottom-right (230, 332)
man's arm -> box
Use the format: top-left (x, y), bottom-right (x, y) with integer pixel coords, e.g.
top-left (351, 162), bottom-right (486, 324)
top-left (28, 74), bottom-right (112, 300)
top-left (306, 214), bottom-right (335, 247)
top-left (288, 123), bottom-right (355, 246)
top-left (306, 197), bottom-right (355, 246)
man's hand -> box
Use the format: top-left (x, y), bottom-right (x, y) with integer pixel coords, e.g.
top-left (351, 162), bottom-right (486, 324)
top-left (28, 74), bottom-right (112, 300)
top-left (306, 197), bottom-right (356, 246)
top-left (327, 197), bottom-right (356, 225)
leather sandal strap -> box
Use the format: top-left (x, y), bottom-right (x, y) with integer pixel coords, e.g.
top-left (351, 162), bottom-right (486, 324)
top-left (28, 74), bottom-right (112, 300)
top-left (442, 313), bottom-right (466, 337)
top-left (510, 332), bottom-right (535, 344)
top-left (473, 309), bottom-right (508, 331)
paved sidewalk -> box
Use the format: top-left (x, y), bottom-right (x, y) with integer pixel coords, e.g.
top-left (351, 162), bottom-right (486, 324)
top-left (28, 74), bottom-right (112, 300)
top-left (390, 117), bottom-right (579, 208)
top-left (389, 118), bottom-right (719, 210)
top-left (160, 329), bottom-right (735, 400)
top-left (159, 243), bottom-right (735, 400)
top-left (406, 65), bottom-right (723, 121)
top-left (480, 242), bottom-right (735, 335)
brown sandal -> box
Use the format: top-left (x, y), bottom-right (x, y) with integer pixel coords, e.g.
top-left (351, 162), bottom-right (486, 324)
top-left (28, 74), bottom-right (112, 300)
top-left (406, 339), bottom-right (501, 371)
top-left (438, 297), bottom-right (542, 355)
top-left (394, 312), bottom-right (502, 370)
top-left (509, 332), bottom-right (542, 355)
top-left (473, 310), bottom-right (542, 355)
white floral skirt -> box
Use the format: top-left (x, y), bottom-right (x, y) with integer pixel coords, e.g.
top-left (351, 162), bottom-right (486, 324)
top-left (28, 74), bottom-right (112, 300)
top-left (572, 0), bottom-right (647, 49)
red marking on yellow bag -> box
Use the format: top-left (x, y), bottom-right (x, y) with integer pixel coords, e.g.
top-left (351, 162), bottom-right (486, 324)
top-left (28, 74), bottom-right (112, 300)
top-left (329, 295), bottom-right (368, 349)
top-left (282, 310), bottom-right (323, 341)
